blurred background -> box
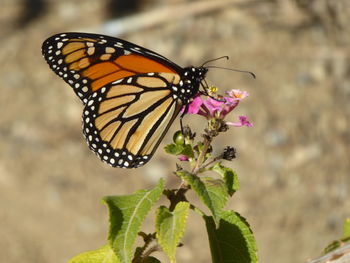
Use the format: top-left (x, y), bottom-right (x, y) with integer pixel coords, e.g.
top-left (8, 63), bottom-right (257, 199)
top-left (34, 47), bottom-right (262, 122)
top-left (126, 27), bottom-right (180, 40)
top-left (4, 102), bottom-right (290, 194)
top-left (1, 0), bottom-right (349, 262)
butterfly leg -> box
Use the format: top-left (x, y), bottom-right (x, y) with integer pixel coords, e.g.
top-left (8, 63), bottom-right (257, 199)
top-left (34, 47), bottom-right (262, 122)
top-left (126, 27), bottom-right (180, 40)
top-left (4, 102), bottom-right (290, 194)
top-left (180, 104), bottom-right (189, 133)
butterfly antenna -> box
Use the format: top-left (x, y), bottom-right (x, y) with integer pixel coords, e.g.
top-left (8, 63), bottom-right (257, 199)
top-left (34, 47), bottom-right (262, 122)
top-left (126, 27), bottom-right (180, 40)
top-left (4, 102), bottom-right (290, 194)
top-left (205, 65), bottom-right (256, 79)
top-left (201, 56), bottom-right (229, 67)
top-left (200, 80), bottom-right (210, 96)
top-left (203, 78), bottom-right (209, 90)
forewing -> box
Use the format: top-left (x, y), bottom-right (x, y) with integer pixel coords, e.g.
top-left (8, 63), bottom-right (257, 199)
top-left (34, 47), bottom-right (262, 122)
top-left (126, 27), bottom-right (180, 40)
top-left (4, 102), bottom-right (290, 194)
top-left (83, 72), bottom-right (182, 168)
top-left (41, 32), bottom-right (182, 103)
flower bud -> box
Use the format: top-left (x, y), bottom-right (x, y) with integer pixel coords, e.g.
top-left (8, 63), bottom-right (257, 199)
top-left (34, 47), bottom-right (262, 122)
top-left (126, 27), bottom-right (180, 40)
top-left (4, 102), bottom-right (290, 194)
top-left (223, 146), bottom-right (236, 161)
top-left (173, 130), bottom-right (185, 145)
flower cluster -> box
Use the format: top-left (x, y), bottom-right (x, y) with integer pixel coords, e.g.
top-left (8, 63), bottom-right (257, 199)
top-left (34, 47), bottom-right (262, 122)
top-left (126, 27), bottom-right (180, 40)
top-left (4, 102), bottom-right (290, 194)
top-left (185, 89), bottom-right (253, 128)
top-left (173, 89), bottom-right (253, 163)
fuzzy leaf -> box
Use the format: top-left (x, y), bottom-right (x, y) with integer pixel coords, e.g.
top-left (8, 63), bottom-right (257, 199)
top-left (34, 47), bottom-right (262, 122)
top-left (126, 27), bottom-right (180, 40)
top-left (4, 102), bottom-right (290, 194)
top-left (103, 179), bottom-right (164, 263)
top-left (323, 240), bottom-right (342, 254)
top-left (156, 202), bottom-right (190, 263)
top-left (68, 244), bottom-right (119, 263)
top-left (211, 163), bottom-right (239, 196)
top-left (164, 144), bottom-right (194, 158)
top-left (164, 144), bottom-right (184, 155)
top-left (324, 218), bottom-right (350, 254)
top-left (181, 144), bottom-right (195, 158)
top-left (204, 211), bottom-right (258, 263)
top-left (178, 171), bottom-right (228, 224)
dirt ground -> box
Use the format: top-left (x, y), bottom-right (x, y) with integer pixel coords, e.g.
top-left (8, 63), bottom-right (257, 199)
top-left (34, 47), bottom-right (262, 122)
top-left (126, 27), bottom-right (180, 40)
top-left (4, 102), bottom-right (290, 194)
top-left (1, 0), bottom-right (349, 262)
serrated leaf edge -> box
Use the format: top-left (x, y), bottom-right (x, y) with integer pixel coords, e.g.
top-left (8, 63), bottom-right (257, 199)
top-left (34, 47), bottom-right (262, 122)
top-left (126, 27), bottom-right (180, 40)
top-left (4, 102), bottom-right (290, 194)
top-left (117, 190), bottom-right (156, 261)
top-left (107, 179), bottom-right (164, 263)
top-left (156, 202), bottom-right (190, 263)
top-left (179, 171), bottom-right (228, 223)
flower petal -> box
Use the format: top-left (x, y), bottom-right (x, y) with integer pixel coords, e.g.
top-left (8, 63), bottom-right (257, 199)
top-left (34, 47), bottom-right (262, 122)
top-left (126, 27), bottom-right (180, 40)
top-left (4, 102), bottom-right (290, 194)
top-left (182, 95), bottom-right (203, 114)
top-left (203, 97), bottom-right (224, 115)
top-left (220, 96), bottom-right (239, 117)
top-left (226, 89), bottom-right (249, 100)
top-left (226, 115), bottom-right (253, 127)
top-left (178, 155), bottom-right (189, 161)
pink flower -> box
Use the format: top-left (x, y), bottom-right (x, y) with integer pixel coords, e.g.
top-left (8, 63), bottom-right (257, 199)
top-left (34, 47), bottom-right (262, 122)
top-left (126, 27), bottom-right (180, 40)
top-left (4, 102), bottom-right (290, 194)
top-left (184, 89), bottom-right (253, 128)
top-left (202, 97), bottom-right (224, 117)
top-left (178, 155), bottom-right (189, 161)
top-left (185, 95), bottom-right (203, 114)
top-left (225, 89), bottom-right (249, 101)
top-left (226, 116), bottom-right (253, 127)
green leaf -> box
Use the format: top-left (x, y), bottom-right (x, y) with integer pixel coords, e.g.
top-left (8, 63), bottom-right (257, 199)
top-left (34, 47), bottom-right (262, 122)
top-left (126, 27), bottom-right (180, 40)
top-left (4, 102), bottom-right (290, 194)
top-left (342, 218), bottom-right (350, 239)
top-left (323, 240), bottom-right (342, 254)
top-left (164, 144), bottom-right (194, 158)
top-left (164, 144), bottom-right (184, 155)
top-left (204, 211), bottom-right (258, 263)
top-left (103, 179), bottom-right (164, 263)
top-left (156, 202), bottom-right (190, 263)
top-left (68, 244), bottom-right (119, 263)
top-left (211, 163), bottom-right (239, 196)
top-left (177, 171), bottom-right (228, 224)
top-left (181, 144), bottom-right (195, 158)
top-left (324, 218), bottom-right (350, 254)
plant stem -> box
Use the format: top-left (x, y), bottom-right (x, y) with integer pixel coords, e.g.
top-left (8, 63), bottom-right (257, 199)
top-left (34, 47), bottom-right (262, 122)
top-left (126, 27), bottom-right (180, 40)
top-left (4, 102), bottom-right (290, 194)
top-left (193, 135), bottom-right (212, 174)
top-left (140, 244), bottom-right (161, 262)
top-left (169, 185), bottom-right (189, 211)
top-left (132, 233), bottom-right (157, 263)
top-left (201, 155), bottom-right (222, 170)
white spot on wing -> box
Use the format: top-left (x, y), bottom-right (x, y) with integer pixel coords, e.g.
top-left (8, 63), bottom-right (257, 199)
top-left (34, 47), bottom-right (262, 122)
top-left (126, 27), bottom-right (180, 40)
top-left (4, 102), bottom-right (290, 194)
top-left (113, 79), bottom-right (122, 84)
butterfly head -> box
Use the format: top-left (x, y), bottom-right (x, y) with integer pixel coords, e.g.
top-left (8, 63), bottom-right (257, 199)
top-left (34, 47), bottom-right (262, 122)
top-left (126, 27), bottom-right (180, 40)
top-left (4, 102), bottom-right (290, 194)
top-left (184, 66), bottom-right (208, 82)
top-left (178, 66), bottom-right (208, 103)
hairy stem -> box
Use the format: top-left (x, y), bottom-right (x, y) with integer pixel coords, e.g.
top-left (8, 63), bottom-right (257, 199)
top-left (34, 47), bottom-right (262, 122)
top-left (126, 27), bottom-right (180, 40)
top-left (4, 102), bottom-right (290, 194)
top-left (193, 135), bottom-right (212, 174)
top-left (201, 155), bottom-right (223, 170)
top-left (140, 244), bottom-right (161, 262)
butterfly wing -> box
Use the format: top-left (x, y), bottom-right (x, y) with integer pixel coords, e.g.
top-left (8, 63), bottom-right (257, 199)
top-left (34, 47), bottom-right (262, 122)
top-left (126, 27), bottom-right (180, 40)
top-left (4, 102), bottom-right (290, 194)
top-left (42, 32), bottom-right (186, 168)
top-left (41, 32), bottom-right (183, 103)
top-left (83, 72), bottom-right (182, 168)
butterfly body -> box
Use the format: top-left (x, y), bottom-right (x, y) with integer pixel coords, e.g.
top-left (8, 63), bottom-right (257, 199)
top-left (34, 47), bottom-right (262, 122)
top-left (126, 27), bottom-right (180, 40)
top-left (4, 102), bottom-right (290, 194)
top-left (42, 32), bottom-right (207, 168)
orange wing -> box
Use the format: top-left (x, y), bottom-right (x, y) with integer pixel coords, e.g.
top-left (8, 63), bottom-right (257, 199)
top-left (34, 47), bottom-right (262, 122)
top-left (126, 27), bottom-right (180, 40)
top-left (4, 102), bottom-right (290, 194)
top-left (42, 32), bottom-right (181, 103)
top-left (41, 32), bottom-right (206, 168)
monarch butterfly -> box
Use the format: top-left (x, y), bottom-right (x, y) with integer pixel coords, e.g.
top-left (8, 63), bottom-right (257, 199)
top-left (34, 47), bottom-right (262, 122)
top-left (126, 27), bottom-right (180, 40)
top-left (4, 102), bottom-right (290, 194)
top-left (42, 32), bottom-right (208, 168)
